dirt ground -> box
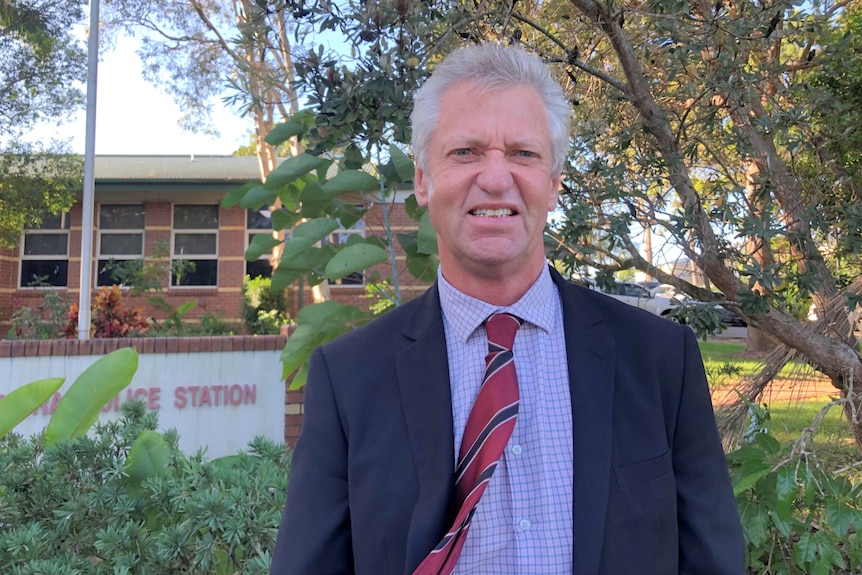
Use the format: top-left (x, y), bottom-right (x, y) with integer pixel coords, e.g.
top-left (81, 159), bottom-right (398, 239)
top-left (710, 376), bottom-right (839, 407)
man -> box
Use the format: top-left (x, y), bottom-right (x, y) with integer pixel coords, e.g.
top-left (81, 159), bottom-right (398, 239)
top-left (270, 43), bottom-right (744, 574)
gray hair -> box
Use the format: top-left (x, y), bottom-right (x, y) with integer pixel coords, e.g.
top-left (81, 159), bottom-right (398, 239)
top-left (411, 43), bottom-right (571, 175)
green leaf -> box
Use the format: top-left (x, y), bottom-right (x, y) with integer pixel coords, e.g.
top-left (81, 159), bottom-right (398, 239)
top-left (324, 243), bottom-right (388, 280)
top-left (277, 218), bottom-right (340, 265)
top-left (774, 465), bottom-right (796, 523)
top-left (271, 208), bottom-right (300, 232)
top-left (732, 460), bottom-right (771, 496)
top-left (239, 184), bottom-right (278, 210)
top-left (389, 143), bottom-right (415, 182)
top-left (222, 182), bottom-right (258, 208)
top-left (124, 430), bottom-right (171, 494)
top-left (264, 110), bottom-right (314, 146)
top-left (266, 154), bottom-right (325, 189)
top-left (0, 377), bottom-right (64, 439)
top-left (246, 233), bottom-right (281, 261)
top-left (404, 193), bottom-right (423, 221)
top-left (44, 348), bottom-right (138, 447)
top-left (792, 530), bottom-right (817, 569)
top-left (754, 432), bottom-right (781, 456)
top-left (738, 500), bottom-right (769, 548)
top-left (825, 497), bottom-right (855, 536)
top-left (281, 302), bottom-right (372, 388)
top-left (298, 181), bottom-right (328, 218)
top-left (417, 212), bottom-right (437, 255)
top-left (322, 170), bottom-right (380, 196)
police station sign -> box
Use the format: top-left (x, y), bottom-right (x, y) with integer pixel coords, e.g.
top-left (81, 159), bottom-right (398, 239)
top-left (0, 338), bottom-right (286, 459)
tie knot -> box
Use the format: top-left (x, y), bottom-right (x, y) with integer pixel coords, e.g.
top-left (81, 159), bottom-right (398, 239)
top-left (484, 313), bottom-right (523, 350)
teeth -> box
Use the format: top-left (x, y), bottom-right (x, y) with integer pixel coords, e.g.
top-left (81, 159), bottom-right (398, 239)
top-left (471, 208), bottom-right (514, 217)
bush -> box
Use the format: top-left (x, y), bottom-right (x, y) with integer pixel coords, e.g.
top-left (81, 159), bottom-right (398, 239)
top-left (5, 291), bottom-right (72, 339)
top-left (242, 276), bottom-right (290, 335)
top-left (730, 404), bottom-right (862, 574)
top-left (64, 285), bottom-right (149, 338)
top-left (0, 402), bottom-right (290, 574)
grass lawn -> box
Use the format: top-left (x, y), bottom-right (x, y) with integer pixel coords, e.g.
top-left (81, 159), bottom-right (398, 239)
top-left (700, 341), bottom-right (861, 476)
top-left (698, 340), bottom-right (820, 385)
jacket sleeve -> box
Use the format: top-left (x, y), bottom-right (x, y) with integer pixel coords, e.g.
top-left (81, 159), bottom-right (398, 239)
top-left (675, 327), bottom-right (745, 574)
top-left (270, 347), bottom-right (354, 575)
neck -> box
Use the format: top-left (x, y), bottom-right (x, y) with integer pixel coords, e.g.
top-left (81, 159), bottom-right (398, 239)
top-left (440, 261), bottom-right (546, 307)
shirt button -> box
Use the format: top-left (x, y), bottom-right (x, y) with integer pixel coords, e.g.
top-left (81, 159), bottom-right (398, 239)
top-left (511, 444), bottom-right (522, 456)
top-left (519, 518), bottom-right (531, 531)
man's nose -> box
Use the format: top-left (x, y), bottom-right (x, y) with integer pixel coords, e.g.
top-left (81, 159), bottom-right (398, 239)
top-left (476, 152), bottom-right (514, 193)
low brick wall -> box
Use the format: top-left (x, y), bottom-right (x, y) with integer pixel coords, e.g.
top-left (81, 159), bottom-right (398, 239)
top-left (0, 335), bottom-right (306, 448)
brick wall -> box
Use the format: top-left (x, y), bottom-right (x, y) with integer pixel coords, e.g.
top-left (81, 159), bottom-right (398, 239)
top-left (1, 197), bottom-right (432, 331)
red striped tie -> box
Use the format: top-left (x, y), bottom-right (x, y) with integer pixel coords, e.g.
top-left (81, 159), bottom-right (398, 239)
top-left (412, 313), bottom-right (523, 575)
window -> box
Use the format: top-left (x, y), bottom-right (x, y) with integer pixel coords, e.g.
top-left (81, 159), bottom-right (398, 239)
top-left (324, 215), bottom-right (365, 286)
top-left (172, 204), bottom-right (218, 286)
top-left (247, 208), bottom-right (277, 279)
top-left (97, 204), bottom-right (145, 286)
top-left (20, 213), bottom-right (70, 287)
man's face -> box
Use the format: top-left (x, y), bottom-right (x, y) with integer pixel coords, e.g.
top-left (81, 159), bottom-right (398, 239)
top-left (415, 82), bottom-right (561, 288)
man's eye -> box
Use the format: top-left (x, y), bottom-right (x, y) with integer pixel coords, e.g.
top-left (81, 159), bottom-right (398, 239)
top-left (454, 149), bottom-right (472, 156)
top-left (516, 150), bottom-right (535, 158)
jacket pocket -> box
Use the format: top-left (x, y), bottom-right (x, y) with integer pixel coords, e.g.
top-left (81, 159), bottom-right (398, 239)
top-left (613, 450), bottom-right (672, 488)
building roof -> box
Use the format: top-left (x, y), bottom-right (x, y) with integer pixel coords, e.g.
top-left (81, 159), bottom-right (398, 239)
top-left (95, 155), bottom-right (270, 182)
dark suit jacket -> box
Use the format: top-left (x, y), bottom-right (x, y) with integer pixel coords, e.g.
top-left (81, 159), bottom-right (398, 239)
top-left (270, 268), bottom-right (744, 574)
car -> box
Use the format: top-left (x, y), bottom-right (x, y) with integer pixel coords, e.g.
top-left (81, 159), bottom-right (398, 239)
top-left (572, 277), bottom-right (678, 319)
top-left (649, 284), bottom-right (746, 327)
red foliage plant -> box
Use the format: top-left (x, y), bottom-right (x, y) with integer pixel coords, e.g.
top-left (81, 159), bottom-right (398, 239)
top-left (64, 285), bottom-right (150, 338)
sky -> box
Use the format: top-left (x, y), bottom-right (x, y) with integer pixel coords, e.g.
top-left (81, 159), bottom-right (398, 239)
top-left (33, 34), bottom-right (253, 157)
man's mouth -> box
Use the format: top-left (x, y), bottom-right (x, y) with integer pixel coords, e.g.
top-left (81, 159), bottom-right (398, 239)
top-left (469, 208), bottom-right (516, 217)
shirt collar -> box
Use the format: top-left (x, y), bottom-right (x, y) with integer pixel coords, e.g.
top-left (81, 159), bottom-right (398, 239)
top-left (438, 265), bottom-right (558, 344)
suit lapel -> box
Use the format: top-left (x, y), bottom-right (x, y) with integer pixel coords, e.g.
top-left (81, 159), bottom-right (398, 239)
top-left (395, 283), bottom-right (456, 571)
top-left (552, 270), bottom-right (615, 575)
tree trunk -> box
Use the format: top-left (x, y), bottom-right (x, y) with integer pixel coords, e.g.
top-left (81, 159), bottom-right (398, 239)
top-left (744, 327), bottom-right (774, 355)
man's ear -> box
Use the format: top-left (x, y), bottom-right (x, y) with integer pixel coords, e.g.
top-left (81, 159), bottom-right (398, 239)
top-left (415, 166), bottom-right (429, 207)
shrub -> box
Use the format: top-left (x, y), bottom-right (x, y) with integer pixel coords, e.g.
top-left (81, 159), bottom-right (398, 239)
top-left (0, 401), bottom-right (290, 574)
top-left (242, 275), bottom-right (289, 335)
top-left (730, 403), bottom-right (862, 574)
top-left (64, 285), bottom-right (149, 338)
top-left (5, 291), bottom-right (72, 339)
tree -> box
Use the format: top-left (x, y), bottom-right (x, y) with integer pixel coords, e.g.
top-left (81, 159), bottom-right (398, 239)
top-left (445, 0), bottom-right (862, 449)
top-left (269, 0), bottom-right (862, 450)
top-left (101, 0), bottom-right (303, 179)
top-left (0, 0), bottom-right (86, 136)
top-left (0, 146), bottom-right (81, 248)
top-left (0, 0), bottom-right (86, 247)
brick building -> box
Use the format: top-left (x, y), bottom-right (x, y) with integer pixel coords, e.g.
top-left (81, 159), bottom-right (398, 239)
top-left (0, 155), bottom-right (431, 333)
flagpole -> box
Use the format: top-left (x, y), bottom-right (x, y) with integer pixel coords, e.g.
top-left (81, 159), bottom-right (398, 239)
top-left (78, 0), bottom-right (99, 340)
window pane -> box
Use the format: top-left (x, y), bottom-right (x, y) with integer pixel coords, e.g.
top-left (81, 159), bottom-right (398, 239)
top-left (100, 204), bottom-right (145, 229)
top-left (100, 233), bottom-right (143, 256)
top-left (24, 233), bottom-right (68, 255)
top-left (20, 260), bottom-right (68, 287)
top-left (174, 205), bottom-right (218, 229)
top-left (97, 259), bottom-right (143, 286)
top-left (39, 213), bottom-right (70, 230)
top-left (172, 259), bottom-right (217, 286)
top-left (246, 259), bottom-right (273, 279)
top-left (174, 233), bottom-right (216, 255)
top-left (329, 271), bottom-right (363, 286)
top-left (247, 209), bottom-right (272, 230)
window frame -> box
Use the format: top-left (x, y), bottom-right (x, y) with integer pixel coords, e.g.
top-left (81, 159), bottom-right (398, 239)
top-left (19, 213), bottom-right (71, 289)
top-left (96, 203), bottom-right (146, 287)
top-left (170, 204), bottom-right (219, 288)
